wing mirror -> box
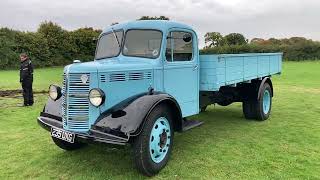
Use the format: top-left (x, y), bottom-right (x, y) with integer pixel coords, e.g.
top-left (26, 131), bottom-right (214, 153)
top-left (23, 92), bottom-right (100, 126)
top-left (183, 34), bottom-right (192, 42)
top-left (92, 37), bottom-right (98, 44)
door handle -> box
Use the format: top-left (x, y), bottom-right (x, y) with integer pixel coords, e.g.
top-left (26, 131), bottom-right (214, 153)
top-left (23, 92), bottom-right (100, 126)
top-left (193, 65), bottom-right (199, 71)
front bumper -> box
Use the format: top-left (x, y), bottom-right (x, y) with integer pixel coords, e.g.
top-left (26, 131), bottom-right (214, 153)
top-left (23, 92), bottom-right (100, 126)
top-left (37, 113), bottom-right (129, 145)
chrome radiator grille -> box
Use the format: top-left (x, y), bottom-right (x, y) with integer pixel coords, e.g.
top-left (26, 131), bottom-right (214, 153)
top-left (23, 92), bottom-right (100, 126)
top-left (62, 73), bottom-right (90, 131)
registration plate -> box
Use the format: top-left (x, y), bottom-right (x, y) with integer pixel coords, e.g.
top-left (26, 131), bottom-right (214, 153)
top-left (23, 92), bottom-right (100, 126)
top-left (51, 128), bottom-right (75, 143)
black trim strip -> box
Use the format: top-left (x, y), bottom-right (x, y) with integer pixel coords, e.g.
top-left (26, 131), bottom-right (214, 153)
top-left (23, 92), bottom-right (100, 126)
top-left (40, 112), bottom-right (62, 122)
top-left (37, 116), bottom-right (128, 145)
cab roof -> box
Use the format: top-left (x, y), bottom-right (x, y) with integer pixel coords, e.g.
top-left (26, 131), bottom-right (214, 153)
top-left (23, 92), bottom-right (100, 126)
top-left (102, 20), bottom-right (195, 34)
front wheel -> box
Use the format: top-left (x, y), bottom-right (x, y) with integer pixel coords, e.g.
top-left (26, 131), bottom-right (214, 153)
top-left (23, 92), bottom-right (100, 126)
top-left (132, 105), bottom-right (174, 176)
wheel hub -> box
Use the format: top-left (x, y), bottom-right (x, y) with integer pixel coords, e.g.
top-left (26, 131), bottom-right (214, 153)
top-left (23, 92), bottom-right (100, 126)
top-left (149, 117), bottom-right (171, 163)
top-left (159, 130), bottom-right (167, 148)
top-left (262, 90), bottom-right (271, 114)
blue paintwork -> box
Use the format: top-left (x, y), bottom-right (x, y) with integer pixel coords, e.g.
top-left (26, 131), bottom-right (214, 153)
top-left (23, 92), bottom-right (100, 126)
top-left (263, 90), bottom-right (271, 114)
top-left (149, 117), bottom-right (171, 163)
top-left (61, 20), bottom-right (282, 133)
top-left (163, 27), bottom-right (199, 117)
top-left (200, 53), bottom-right (282, 91)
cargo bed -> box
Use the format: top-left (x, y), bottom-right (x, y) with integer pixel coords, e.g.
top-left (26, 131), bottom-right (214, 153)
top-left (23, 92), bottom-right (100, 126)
top-left (199, 53), bottom-right (282, 91)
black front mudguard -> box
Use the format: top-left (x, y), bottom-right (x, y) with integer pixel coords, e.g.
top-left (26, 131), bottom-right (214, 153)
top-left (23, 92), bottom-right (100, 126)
top-left (93, 92), bottom-right (183, 136)
top-left (38, 92), bottom-right (182, 145)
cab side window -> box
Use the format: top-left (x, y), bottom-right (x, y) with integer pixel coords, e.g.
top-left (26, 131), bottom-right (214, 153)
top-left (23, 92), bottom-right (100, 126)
top-left (166, 31), bottom-right (193, 62)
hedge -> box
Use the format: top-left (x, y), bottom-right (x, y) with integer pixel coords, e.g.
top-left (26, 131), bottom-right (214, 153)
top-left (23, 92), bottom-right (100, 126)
top-left (1, 22), bottom-right (320, 70)
top-left (0, 22), bottom-right (101, 69)
top-left (201, 42), bottom-right (320, 61)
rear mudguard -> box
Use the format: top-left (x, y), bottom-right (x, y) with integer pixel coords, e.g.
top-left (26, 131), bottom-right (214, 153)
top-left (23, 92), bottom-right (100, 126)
top-left (257, 77), bottom-right (273, 100)
top-left (94, 92), bottom-right (183, 136)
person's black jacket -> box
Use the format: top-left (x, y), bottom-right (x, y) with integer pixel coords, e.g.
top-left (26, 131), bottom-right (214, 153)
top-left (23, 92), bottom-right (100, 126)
top-left (20, 59), bottom-right (34, 82)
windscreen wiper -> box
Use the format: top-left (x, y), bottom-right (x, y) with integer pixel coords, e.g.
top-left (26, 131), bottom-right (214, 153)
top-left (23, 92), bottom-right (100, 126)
top-left (111, 28), bottom-right (120, 48)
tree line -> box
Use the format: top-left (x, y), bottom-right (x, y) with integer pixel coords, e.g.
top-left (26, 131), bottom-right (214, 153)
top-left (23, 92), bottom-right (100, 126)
top-left (0, 21), bottom-right (101, 69)
top-left (202, 32), bottom-right (320, 61)
top-left (1, 17), bottom-right (319, 69)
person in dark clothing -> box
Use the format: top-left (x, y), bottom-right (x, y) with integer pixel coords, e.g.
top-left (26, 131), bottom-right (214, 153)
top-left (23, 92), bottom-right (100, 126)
top-left (20, 53), bottom-right (34, 106)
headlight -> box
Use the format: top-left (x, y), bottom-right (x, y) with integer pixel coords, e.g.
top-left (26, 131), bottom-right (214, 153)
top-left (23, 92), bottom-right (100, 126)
top-left (49, 84), bottom-right (62, 101)
top-left (89, 88), bottom-right (105, 107)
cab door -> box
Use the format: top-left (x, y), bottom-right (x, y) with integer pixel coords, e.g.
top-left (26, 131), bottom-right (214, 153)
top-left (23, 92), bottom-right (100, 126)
top-left (163, 29), bottom-right (199, 117)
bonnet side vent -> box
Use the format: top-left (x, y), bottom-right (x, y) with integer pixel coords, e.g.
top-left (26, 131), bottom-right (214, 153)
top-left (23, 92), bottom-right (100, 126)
top-left (144, 71), bottom-right (152, 79)
top-left (109, 73), bottom-right (126, 82)
top-left (100, 74), bottom-right (106, 83)
top-left (129, 72), bottom-right (143, 80)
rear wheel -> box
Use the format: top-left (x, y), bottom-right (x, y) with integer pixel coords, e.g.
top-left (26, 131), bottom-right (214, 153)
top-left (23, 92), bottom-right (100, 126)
top-left (256, 83), bottom-right (272, 120)
top-left (242, 100), bottom-right (256, 119)
top-left (52, 137), bottom-right (85, 151)
top-left (242, 83), bottom-right (272, 120)
top-left (133, 105), bottom-right (174, 176)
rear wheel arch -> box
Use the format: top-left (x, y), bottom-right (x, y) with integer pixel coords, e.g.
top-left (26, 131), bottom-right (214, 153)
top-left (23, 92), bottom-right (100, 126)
top-left (258, 77), bottom-right (273, 99)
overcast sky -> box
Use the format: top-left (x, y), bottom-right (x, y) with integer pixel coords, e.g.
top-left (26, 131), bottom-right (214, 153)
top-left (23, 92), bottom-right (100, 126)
top-left (1, 0), bottom-right (319, 47)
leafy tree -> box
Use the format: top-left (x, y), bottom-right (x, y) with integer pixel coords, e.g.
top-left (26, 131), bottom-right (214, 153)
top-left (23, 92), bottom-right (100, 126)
top-left (69, 27), bottom-right (101, 61)
top-left (268, 38), bottom-right (281, 45)
top-left (250, 38), bottom-right (265, 44)
top-left (224, 33), bottom-right (247, 45)
top-left (204, 32), bottom-right (225, 48)
top-left (37, 21), bottom-right (73, 64)
top-left (0, 28), bottom-right (19, 68)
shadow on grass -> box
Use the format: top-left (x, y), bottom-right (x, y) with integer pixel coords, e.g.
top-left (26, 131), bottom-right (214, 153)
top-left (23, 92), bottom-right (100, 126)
top-left (35, 105), bottom-right (259, 178)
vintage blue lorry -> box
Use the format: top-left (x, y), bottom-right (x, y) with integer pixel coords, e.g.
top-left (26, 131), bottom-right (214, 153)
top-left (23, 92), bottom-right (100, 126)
top-left (38, 20), bottom-right (282, 176)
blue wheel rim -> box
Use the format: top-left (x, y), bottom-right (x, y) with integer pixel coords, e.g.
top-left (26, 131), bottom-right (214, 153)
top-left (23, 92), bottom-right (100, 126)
top-left (262, 90), bottom-right (271, 114)
top-left (149, 117), bottom-right (171, 163)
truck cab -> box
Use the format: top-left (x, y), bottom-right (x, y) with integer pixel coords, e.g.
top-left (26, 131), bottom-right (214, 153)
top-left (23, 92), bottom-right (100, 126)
top-left (38, 20), bottom-right (281, 176)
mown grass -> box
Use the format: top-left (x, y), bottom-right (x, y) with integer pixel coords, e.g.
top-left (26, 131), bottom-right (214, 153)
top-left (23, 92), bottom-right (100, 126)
top-left (0, 67), bottom-right (63, 91)
top-left (0, 61), bottom-right (319, 179)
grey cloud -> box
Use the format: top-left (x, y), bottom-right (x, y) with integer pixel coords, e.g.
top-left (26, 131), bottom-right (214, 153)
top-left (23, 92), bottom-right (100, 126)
top-left (0, 0), bottom-right (319, 47)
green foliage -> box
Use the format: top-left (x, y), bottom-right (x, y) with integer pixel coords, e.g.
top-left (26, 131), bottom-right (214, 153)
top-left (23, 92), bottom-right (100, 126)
top-left (224, 33), bottom-right (248, 45)
top-left (0, 21), bottom-right (101, 69)
top-left (203, 34), bottom-right (320, 61)
top-left (0, 28), bottom-right (20, 68)
top-left (204, 32), bottom-right (225, 47)
top-left (205, 32), bottom-right (248, 47)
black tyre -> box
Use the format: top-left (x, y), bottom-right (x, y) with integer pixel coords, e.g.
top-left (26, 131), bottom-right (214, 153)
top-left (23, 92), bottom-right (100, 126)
top-left (133, 104), bottom-right (174, 176)
top-left (242, 83), bottom-right (272, 121)
top-left (242, 100), bottom-right (256, 119)
top-left (52, 137), bottom-right (85, 151)
top-left (255, 83), bottom-right (272, 120)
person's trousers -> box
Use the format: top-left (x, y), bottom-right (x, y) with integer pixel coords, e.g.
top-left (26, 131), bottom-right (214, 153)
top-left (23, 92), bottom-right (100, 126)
top-left (21, 78), bottom-right (34, 105)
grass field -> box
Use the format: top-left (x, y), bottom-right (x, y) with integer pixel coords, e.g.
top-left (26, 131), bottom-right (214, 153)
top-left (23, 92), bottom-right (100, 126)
top-left (0, 67), bottom-right (63, 91)
top-left (0, 61), bottom-right (319, 179)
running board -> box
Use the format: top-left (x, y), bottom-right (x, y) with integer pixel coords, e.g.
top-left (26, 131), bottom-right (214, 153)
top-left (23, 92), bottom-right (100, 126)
top-left (182, 120), bottom-right (204, 131)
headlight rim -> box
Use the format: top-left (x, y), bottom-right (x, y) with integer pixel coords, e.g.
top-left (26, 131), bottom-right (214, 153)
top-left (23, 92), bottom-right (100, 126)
top-left (88, 88), bottom-right (105, 107)
top-left (49, 84), bottom-right (62, 101)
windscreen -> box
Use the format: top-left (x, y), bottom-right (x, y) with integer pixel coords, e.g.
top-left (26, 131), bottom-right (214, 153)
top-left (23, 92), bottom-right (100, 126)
top-left (95, 30), bottom-right (123, 59)
top-left (123, 30), bottom-right (162, 59)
